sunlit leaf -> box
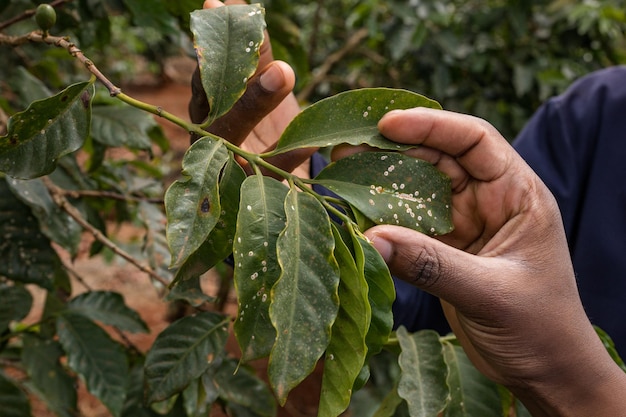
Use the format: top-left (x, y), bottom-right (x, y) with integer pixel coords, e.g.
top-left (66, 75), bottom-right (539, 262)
top-left (0, 81), bottom-right (93, 179)
top-left (396, 328), bottom-right (448, 417)
top-left (442, 342), bottom-right (502, 417)
top-left (68, 291), bottom-right (149, 333)
top-left (271, 88), bottom-right (441, 155)
top-left (233, 175), bottom-right (288, 362)
top-left (165, 137), bottom-right (229, 268)
top-left (57, 312), bottom-right (129, 417)
top-left (318, 225), bottom-right (370, 417)
top-left (22, 336), bottom-right (77, 417)
top-left (144, 312), bottom-right (230, 404)
top-left (315, 151), bottom-right (453, 235)
top-left (269, 186), bottom-right (340, 405)
top-left (172, 154), bottom-right (246, 284)
top-left (191, 4), bottom-right (265, 126)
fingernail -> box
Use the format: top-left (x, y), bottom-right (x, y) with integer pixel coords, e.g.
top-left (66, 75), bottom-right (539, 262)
top-left (369, 235), bottom-right (393, 262)
top-left (259, 65), bottom-right (283, 93)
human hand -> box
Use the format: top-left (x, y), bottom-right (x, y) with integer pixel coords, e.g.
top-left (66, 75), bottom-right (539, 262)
top-left (189, 0), bottom-right (314, 179)
top-left (361, 108), bottom-right (626, 416)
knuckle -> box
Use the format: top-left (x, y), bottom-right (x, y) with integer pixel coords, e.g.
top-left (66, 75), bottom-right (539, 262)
top-left (404, 245), bottom-right (442, 289)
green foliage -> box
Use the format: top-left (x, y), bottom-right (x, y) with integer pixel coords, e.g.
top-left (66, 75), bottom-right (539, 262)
top-left (1, 2), bottom-right (625, 417)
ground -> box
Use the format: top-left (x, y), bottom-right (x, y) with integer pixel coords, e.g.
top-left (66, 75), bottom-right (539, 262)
top-left (26, 57), bottom-right (326, 417)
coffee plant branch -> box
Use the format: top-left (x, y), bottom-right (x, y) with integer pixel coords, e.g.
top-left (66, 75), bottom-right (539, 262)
top-left (57, 188), bottom-right (164, 205)
top-left (0, 0), bottom-right (73, 31)
top-left (42, 177), bottom-right (171, 288)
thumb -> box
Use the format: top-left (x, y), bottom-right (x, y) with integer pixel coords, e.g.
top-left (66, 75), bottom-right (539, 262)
top-left (364, 225), bottom-right (505, 307)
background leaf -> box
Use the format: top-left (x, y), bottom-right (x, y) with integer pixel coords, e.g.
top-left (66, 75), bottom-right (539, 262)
top-left (0, 371), bottom-right (30, 417)
top-left (315, 152), bottom-right (453, 235)
top-left (165, 137), bottom-right (229, 268)
top-left (68, 290), bottom-right (149, 333)
top-left (22, 336), bottom-right (77, 417)
top-left (0, 81), bottom-right (93, 179)
top-left (269, 187), bottom-right (340, 405)
top-left (442, 342), bottom-right (502, 417)
top-left (144, 312), bottom-right (230, 404)
top-left (0, 285), bottom-right (32, 333)
top-left (191, 4), bottom-right (266, 126)
top-left (57, 312), bottom-right (129, 417)
top-left (272, 88), bottom-right (441, 155)
top-left (233, 175), bottom-right (288, 362)
top-left (397, 328), bottom-right (449, 417)
top-left (91, 104), bottom-right (160, 150)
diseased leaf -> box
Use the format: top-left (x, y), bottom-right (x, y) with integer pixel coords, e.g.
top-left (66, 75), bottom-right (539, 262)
top-left (144, 311), bottom-right (230, 404)
top-left (397, 328), bottom-right (448, 417)
top-left (0, 81), bottom-right (93, 179)
top-left (22, 336), bottom-right (77, 417)
top-left (269, 186), bottom-right (340, 405)
top-left (165, 137), bottom-right (229, 268)
top-left (191, 4), bottom-right (265, 126)
top-left (0, 371), bottom-right (31, 417)
top-left (0, 285), bottom-right (32, 332)
top-left (318, 225), bottom-right (370, 417)
top-left (442, 342), bottom-right (502, 417)
top-left (173, 154), bottom-right (246, 284)
top-left (68, 291), bottom-right (149, 333)
top-left (57, 312), bottom-right (129, 417)
top-left (233, 175), bottom-right (288, 362)
top-left (271, 88), bottom-right (441, 155)
top-left (315, 152), bottom-right (453, 235)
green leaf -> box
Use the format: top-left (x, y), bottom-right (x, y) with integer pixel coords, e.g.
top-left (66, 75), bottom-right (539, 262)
top-left (173, 155), bottom-right (246, 284)
top-left (372, 384), bottom-right (405, 417)
top-left (233, 175), bottom-right (288, 362)
top-left (271, 88), bottom-right (441, 155)
top-left (208, 358), bottom-right (276, 417)
top-left (269, 186), bottom-right (340, 405)
top-left (144, 311), bottom-right (230, 404)
top-left (166, 276), bottom-right (216, 307)
top-left (0, 81), bottom-right (93, 179)
top-left (0, 178), bottom-right (61, 290)
top-left (91, 104), bottom-right (159, 150)
top-left (121, 359), bottom-right (162, 417)
top-left (68, 291), bottom-right (149, 333)
top-left (595, 325), bottom-right (626, 372)
top-left (0, 371), bottom-right (30, 417)
top-left (122, 0), bottom-right (179, 35)
top-left (190, 4), bottom-right (266, 126)
top-left (22, 335), bottom-right (77, 417)
top-left (7, 177), bottom-right (82, 256)
top-left (165, 137), bottom-right (230, 268)
top-left (396, 328), bottom-right (448, 417)
top-left (318, 225), bottom-right (370, 417)
top-left (0, 285), bottom-right (32, 332)
top-left (57, 312), bottom-right (129, 417)
top-left (315, 152), bottom-right (453, 235)
top-left (442, 342), bottom-right (502, 417)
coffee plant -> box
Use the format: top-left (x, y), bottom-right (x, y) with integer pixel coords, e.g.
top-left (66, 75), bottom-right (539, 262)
top-left (1, 2), bottom-right (624, 417)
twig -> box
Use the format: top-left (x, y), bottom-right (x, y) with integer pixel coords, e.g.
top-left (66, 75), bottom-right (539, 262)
top-left (59, 189), bottom-right (164, 205)
top-left (42, 177), bottom-right (170, 287)
top-left (0, 31), bottom-right (121, 96)
top-left (297, 27), bottom-right (369, 102)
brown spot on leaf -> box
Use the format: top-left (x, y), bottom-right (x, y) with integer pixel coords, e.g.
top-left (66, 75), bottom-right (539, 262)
top-left (200, 198), bottom-right (210, 213)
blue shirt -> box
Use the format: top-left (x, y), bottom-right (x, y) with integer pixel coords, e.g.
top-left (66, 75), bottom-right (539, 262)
top-left (312, 66), bottom-right (626, 353)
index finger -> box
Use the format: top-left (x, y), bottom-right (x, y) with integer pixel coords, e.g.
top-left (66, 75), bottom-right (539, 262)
top-left (378, 108), bottom-right (516, 182)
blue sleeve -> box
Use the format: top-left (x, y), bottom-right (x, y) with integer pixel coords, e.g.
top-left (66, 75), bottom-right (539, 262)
top-left (513, 66), bottom-right (626, 354)
top-left (310, 153), bottom-right (450, 334)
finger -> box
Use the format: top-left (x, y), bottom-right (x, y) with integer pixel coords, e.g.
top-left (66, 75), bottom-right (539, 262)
top-left (378, 108), bottom-right (516, 182)
top-left (206, 60), bottom-right (296, 145)
top-left (363, 225), bottom-right (512, 309)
